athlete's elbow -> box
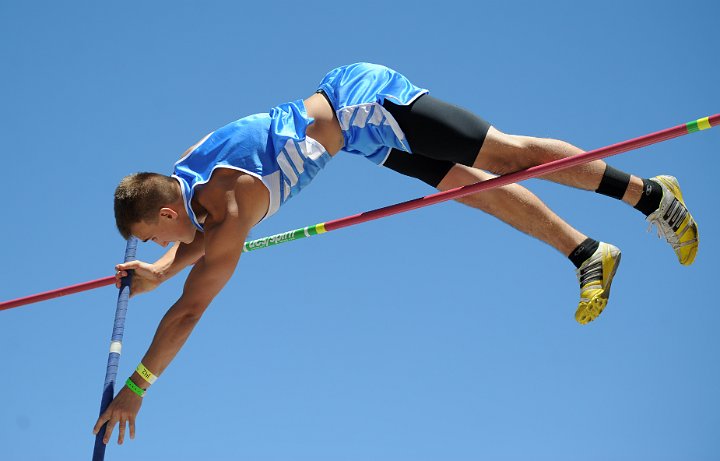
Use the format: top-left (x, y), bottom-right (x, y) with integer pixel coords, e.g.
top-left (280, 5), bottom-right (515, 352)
top-left (180, 305), bottom-right (206, 324)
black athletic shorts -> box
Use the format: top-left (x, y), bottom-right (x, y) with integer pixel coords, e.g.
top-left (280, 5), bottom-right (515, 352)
top-left (382, 94), bottom-right (491, 187)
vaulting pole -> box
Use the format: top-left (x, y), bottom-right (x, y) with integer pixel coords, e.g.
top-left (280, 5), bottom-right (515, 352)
top-left (92, 237), bottom-right (138, 461)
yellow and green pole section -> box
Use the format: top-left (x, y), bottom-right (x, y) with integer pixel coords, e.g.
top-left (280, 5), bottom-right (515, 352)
top-left (243, 114), bottom-right (719, 253)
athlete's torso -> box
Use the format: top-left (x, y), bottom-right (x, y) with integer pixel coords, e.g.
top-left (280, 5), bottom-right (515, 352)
top-left (172, 101), bottom-right (330, 230)
top-left (172, 63), bottom-right (427, 231)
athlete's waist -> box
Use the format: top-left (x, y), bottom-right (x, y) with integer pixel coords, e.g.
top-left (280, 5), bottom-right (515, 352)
top-left (302, 92), bottom-right (343, 154)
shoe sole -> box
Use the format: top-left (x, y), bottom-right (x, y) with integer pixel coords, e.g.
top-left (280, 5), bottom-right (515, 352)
top-left (575, 252), bottom-right (622, 325)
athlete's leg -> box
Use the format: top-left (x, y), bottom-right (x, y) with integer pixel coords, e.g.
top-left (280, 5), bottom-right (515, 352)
top-left (383, 95), bottom-right (622, 323)
top-left (383, 151), bottom-right (586, 258)
top-left (439, 164), bottom-right (588, 257)
top-left (436, 163), bottom-right (623, 325)
top-left (382, 95), bottom-right (600, 257)
top-left (472, 128), bottom-right (644, 206)
top-left (384, 93), bottom-right (697, 265)
top-left (383, 150), bottom-right (620, 324)
top-left (384, 94), bottom-right (649, 207)
top-left (472, 128), bottom-right (698, 265)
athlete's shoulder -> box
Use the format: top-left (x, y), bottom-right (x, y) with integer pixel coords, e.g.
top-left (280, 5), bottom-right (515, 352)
top-left (197, 168), bottom-right (269, 226)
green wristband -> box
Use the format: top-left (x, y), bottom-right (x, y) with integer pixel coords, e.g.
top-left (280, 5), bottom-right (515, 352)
top-left (125, 378), bottom-right (145, 397)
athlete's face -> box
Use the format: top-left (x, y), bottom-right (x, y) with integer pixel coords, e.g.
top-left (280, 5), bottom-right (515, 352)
top-left (131, 208), bottom-right (196, 247)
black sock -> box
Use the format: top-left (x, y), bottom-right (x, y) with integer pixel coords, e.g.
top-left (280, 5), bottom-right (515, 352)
top-left (569, 238), bottom-right (600, 268)
top-left (634, 178), bottom-right (663, 216)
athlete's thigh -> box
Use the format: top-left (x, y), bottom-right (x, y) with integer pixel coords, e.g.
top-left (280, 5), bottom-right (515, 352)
top-left (472, 126), bottom-right (540, 174)
top-left (383, 94), bottom-right (491, 167)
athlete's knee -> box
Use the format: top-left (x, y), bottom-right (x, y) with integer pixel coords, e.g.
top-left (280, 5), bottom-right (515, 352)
top-left (436, 164), bottom-right (496, 192)
top-left (476, 123), bottom-right (586, 176)
top-left (474, 128), bottom-right (536, 174)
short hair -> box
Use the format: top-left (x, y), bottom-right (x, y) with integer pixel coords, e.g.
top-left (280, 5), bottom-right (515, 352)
top-left (114, 172), bottom-right (181, 239)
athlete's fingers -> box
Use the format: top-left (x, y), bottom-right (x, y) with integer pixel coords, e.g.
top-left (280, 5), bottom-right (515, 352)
top-left (116, 260), bottom-right (144, 272)
top-left (93, 414), bottom-right (109, 435)
top-left (118, 420), bottom-right (126, 445)
top-left (129, 418), bottom-right (136, 440)
top-left (103, 417), bottom-right (118, 444)
top-left (115, 270), bottom-right (128, 288)
top-left (115, 261), bottom-right (143, 287)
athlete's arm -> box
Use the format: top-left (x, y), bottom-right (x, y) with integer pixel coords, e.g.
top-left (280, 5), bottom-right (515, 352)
top-left (155, 234), bottom-right (206, 278)
top-left (94, 174), bottom-right (268, 445)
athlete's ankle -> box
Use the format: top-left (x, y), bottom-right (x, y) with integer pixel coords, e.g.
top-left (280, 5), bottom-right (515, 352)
top-left (568, 237), bottom-right (600, 268)
top-left (633, 178), bottom-right (663, 216)
top-left (594, 165), bottom-right (662, 217)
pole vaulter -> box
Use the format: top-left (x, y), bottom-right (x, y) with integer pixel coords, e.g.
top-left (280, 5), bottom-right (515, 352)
top-left (1, 114), bottom-right (718, 312)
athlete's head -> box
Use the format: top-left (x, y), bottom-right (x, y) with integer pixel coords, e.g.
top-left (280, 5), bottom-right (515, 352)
top-left (114, 172), bottom-right (196, 245)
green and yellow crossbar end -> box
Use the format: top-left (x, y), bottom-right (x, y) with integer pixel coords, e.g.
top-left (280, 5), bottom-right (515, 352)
top-left (243, 223), bottom-right (327, 252)
top-left (686, 116), bottom-right (714, 133)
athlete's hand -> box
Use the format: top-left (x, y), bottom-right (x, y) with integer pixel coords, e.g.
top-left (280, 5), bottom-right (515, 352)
top-left (93, 385), bottom-right (143, 445)
top-left (115, 260), bottom-right (164, 296)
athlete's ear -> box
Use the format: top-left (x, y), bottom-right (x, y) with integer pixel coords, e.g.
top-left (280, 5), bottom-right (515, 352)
top-left (159, 207), bottom-right (179, 220)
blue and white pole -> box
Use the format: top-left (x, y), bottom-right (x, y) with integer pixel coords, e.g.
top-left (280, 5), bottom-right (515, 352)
top-left (92, 237), bottom-right (137, 461)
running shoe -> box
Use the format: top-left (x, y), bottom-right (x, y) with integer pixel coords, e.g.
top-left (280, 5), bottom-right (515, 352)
top-left (575, 242), bottom-right (622, 325)
top-left (646, 175), bottom-right (699, 266)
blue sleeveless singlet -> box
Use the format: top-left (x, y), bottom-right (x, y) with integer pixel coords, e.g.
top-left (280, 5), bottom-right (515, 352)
top-left (172, 63), bottom-right (427, 230)
top-left (172, 101), bottom-right (330, 230)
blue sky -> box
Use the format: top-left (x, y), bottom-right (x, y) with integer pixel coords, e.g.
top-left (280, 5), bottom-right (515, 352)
top-left (1, 1), bottom-right (718, 460)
